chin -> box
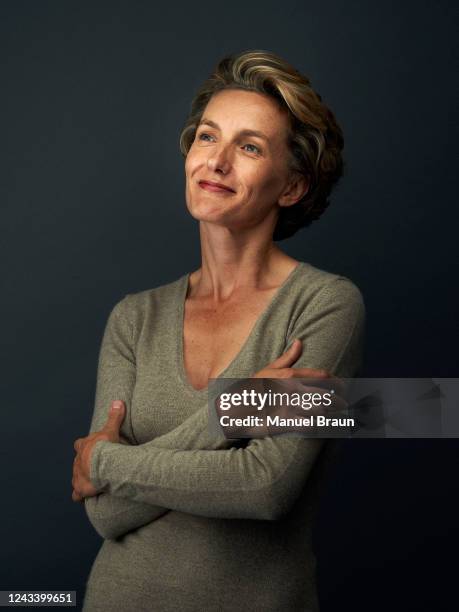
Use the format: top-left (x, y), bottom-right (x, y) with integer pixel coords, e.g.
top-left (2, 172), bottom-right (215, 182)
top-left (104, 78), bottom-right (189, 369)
top-left (186, 198), bottom-right (235, 223)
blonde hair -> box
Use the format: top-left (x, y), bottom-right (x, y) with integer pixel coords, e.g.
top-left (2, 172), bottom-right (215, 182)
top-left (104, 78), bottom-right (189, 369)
top-left (179, 49), bottom-right (345, 240)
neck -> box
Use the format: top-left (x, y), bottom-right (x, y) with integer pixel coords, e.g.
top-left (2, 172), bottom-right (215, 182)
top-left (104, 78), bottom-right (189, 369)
top-left (188, 221), bottom-right (298, 302)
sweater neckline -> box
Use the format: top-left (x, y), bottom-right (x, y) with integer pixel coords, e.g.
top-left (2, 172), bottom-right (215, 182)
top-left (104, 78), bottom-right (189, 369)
top-left (175, 261), bottom-right (305, 397)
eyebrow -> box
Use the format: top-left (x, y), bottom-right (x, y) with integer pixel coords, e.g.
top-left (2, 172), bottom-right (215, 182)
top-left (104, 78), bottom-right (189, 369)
top-left (197, 118), bottom-right (270, 143)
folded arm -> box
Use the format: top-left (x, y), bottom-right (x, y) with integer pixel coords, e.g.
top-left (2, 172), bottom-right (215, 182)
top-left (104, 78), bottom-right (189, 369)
top-left (89, 278), bottom-right (366, 522)
top-left (84, 296), bottom-right (243, 540)
top-left (85, 412), bottom-right (240, 539)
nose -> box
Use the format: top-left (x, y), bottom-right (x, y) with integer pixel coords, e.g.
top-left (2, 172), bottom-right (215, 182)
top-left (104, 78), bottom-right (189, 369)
top-left (207, 143), bottom-right (231, 174)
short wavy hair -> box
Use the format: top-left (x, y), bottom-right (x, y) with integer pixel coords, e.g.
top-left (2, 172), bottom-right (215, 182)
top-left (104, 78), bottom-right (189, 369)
top-left (179, 49), bottom-right (345, 241)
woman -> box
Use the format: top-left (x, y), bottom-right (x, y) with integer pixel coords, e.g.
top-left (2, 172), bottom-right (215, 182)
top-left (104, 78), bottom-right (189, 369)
top-left (73, 49), bottom-right (366, 611)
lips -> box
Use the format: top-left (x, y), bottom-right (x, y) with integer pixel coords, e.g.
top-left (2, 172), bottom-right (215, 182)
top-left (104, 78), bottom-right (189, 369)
top-left (199, 180), bottom-right (235, 193)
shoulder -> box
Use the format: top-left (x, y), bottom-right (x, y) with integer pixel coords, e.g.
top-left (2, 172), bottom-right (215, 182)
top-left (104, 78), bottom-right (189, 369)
top-left (292, 261), bottom-right (366, 320)
top-left (286, 263), bottom-right (367, 376)
top-left (126, 274), bottom-right (185, 307)
top-left (106, 273), bottom-right (186, 325)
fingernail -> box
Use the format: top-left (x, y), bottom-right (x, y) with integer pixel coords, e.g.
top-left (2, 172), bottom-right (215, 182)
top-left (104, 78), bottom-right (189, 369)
top-left (111, 401), bottom-right (122, 411)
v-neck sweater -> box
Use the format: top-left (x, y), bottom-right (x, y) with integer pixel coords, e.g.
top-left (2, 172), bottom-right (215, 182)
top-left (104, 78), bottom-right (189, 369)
top-left (82, 261), bottom-right (366, 612)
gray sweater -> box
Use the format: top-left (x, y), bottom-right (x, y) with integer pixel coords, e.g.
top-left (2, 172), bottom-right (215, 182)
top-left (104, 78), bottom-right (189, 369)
top-left (82, 261), bottom-right (366, 612)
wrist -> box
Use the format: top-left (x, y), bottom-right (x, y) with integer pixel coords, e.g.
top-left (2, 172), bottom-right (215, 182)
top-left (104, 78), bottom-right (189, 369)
top-left (89, 439), bottom-right (112, 491)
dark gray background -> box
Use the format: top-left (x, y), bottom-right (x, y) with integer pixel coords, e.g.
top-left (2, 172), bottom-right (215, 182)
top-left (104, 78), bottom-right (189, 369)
top-left (1, 1), bottom-right (457, 610)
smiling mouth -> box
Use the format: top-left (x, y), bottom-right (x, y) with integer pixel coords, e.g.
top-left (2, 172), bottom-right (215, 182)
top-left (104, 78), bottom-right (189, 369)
top-left (198, 181), bottom-right (235, 193)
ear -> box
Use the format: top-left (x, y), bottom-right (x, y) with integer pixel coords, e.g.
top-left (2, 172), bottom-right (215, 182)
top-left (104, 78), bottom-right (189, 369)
top-left (278, 173), bottom-right (310, 208)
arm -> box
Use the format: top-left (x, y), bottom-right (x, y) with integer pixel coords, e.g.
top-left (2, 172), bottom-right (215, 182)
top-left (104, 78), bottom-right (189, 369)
top-left (89, 277), bottom-right (366, 522)
top-left (84, 297), bottom-right (242, 540)
top-left (86, 420), bottom-right (242, 539)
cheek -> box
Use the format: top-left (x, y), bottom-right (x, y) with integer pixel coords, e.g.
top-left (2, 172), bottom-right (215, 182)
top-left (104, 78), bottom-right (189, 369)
top-left (248, 170), bottom-right (279, 198)
top-left (184, 155), bottom-right (193, 176)
top-left (185, 148), bottom-right (203, 177)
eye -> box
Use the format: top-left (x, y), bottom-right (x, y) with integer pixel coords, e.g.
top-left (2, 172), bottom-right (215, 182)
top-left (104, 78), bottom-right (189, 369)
top-left (243, 143), bottom-right (261, 155)
top-left (197, 132), bottom-right (214, 142)
top-left (196, 131), bottom-right (262, 155)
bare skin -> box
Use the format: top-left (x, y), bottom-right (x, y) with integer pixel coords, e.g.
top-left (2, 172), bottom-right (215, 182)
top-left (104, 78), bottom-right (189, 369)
top-left (72, 89), bottom-right (340, 501)
top-left (183, 256), bottom-right (300, 389)
top-left (72, 400), bottom-right (127, 503)
top-left (182, 88), bottom-right (310, 390)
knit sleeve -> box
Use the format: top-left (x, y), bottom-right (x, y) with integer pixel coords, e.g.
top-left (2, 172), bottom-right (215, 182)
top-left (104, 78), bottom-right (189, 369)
top-left (89, 277), bottom-right (366, 521)
top-left (84, 297), bottom-right (240, 540)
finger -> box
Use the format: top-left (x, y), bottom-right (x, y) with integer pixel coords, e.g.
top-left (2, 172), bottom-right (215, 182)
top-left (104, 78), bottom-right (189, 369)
top-left (73, 492), bottom-right (85, 503)
top-left (291, 371), bottom-right (341, 388)
top-left (73, 439), bottom-right (81, 452)
top-left (268, 339), bottom-right (303, 369)
top-left (262, 372), bottom-right (349, 405)
top-left (291, 368), bottom-right (331, 378)
top-left (102, 400), bottom-right (126, 436)
top-left (72, 489), bottom-right (82, 503)
top-left (270, 381), bottom-right (349, 413)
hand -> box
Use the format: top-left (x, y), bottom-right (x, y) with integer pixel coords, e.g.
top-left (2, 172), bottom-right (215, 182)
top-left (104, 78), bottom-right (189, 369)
top-left (252, 339), bottom-right (348, 411)
top-left (72, 400), bottom-right (126, 503)
top-left (252, 338), bottom-right (330, 380)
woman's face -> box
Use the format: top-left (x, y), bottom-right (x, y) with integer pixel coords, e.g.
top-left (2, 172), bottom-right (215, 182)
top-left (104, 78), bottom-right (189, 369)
top-left (184, 89), bottom-right (306, 233)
